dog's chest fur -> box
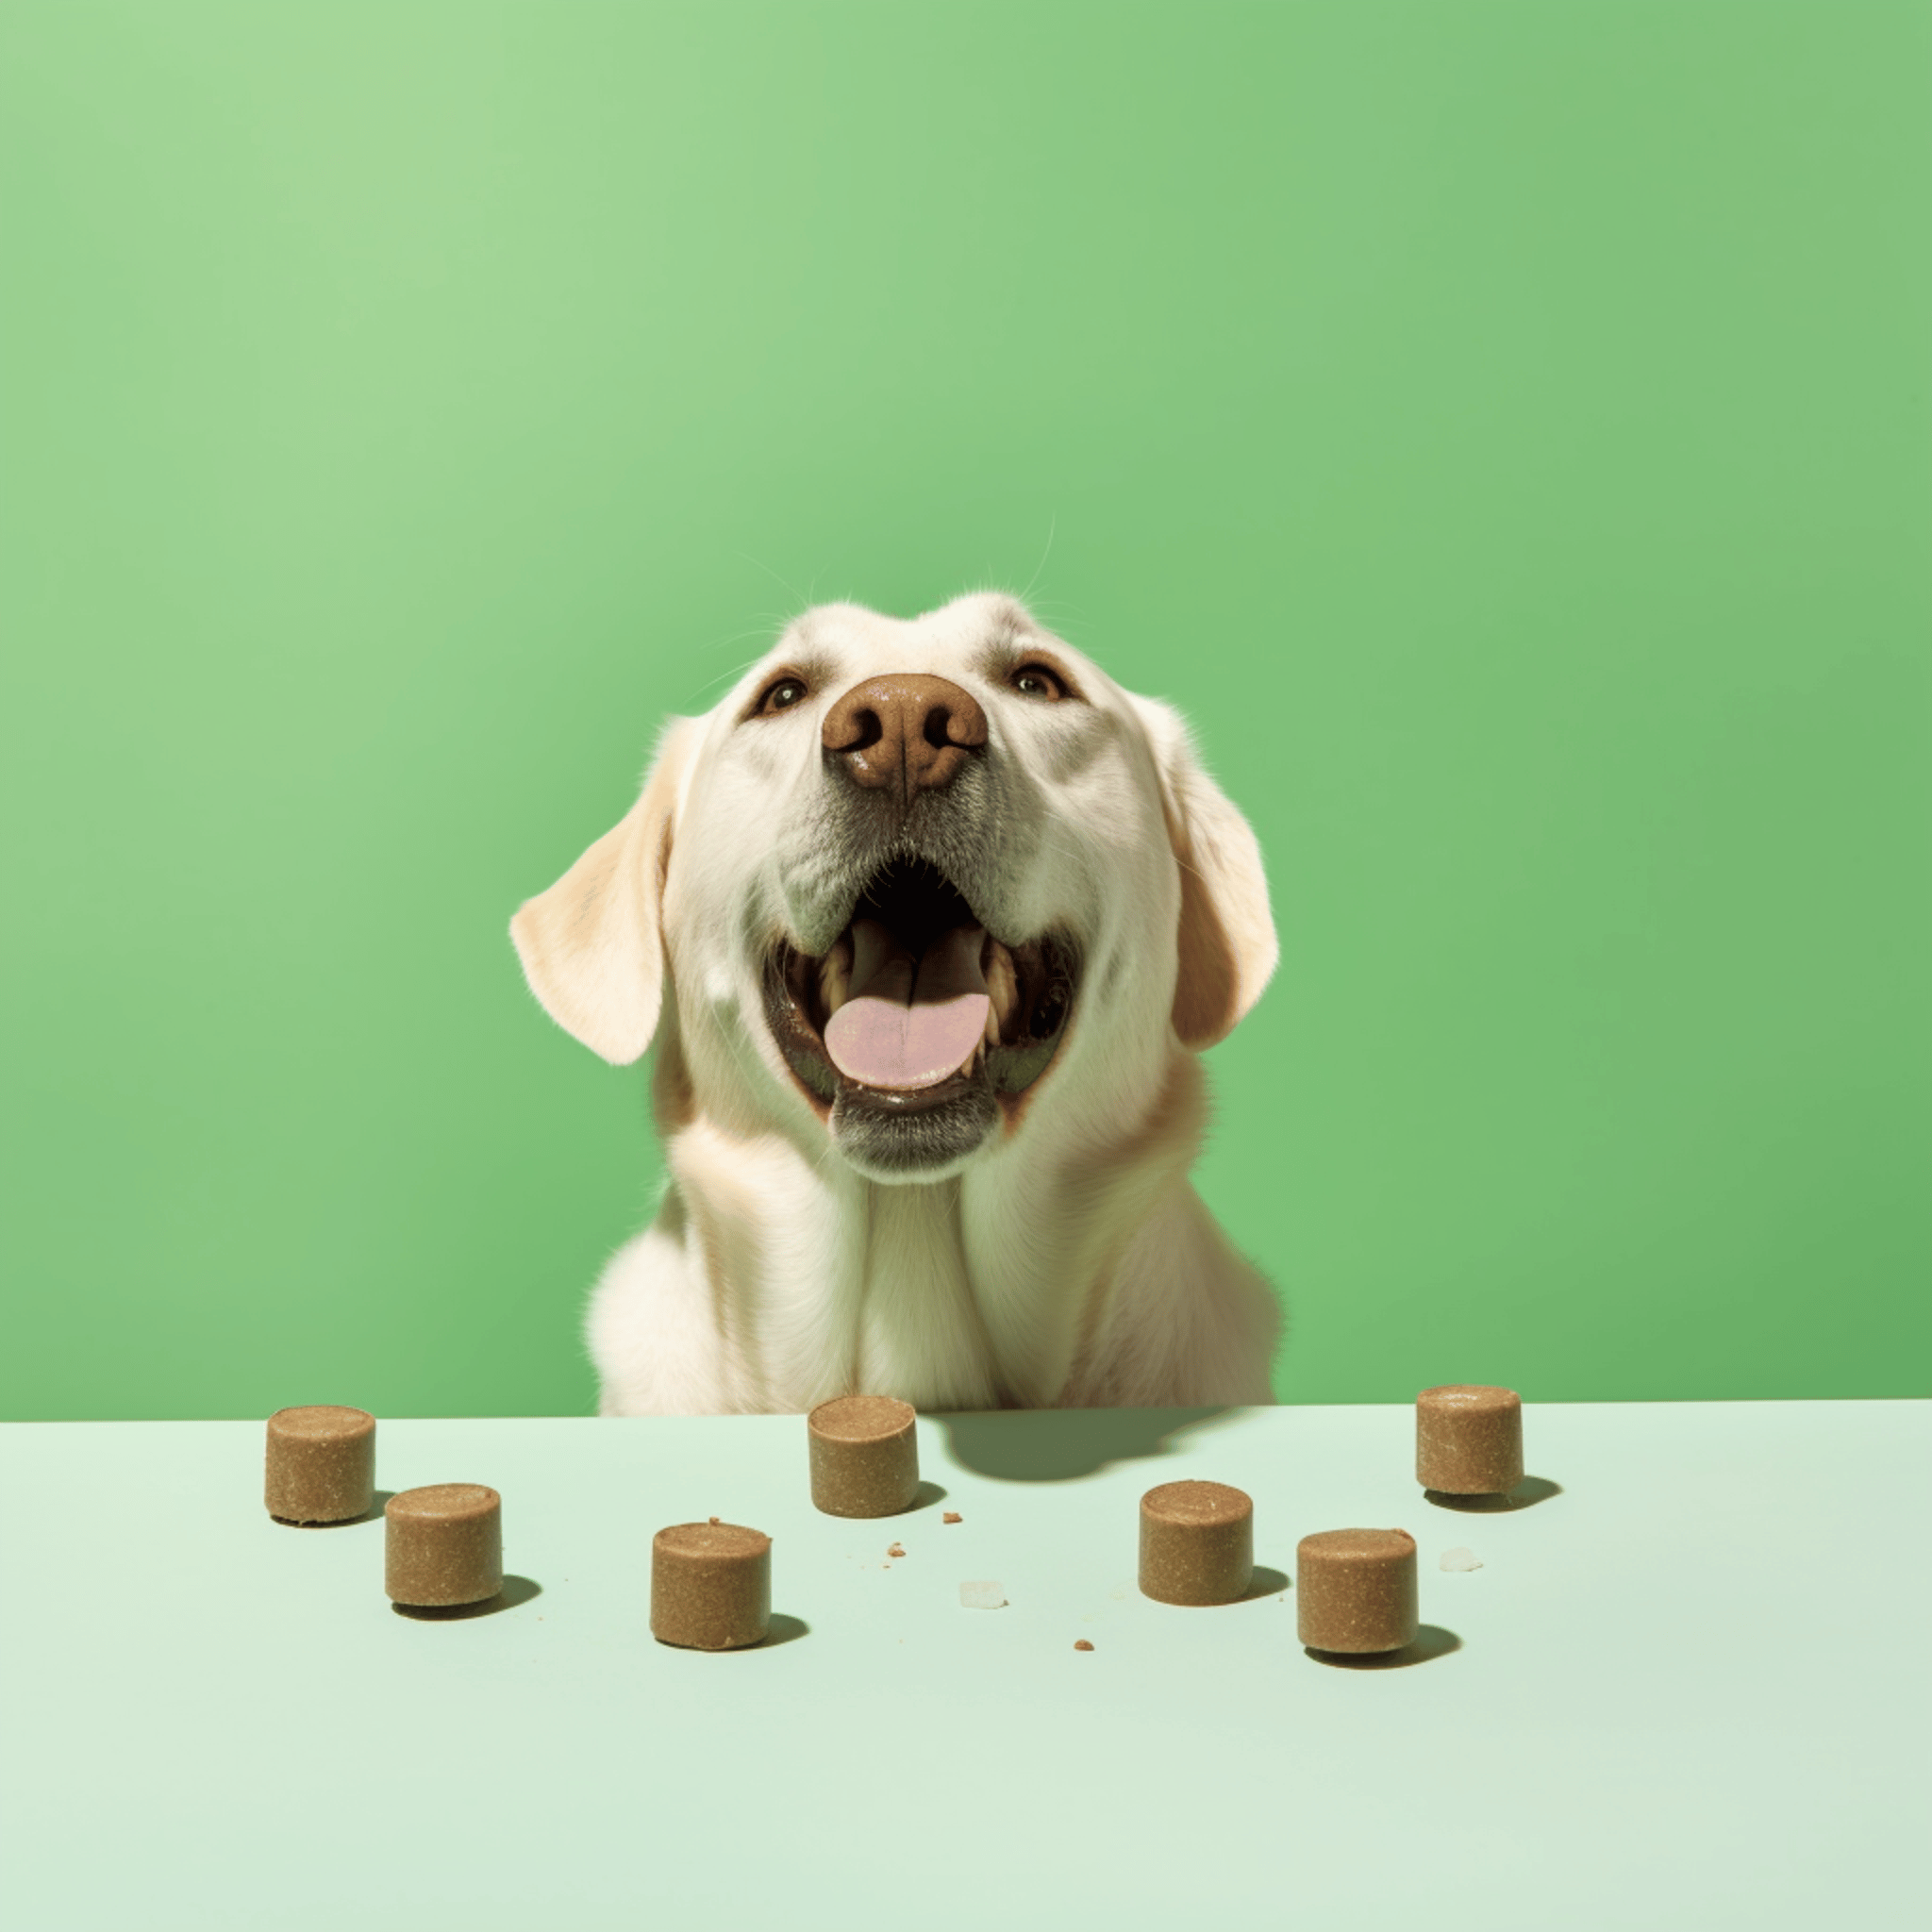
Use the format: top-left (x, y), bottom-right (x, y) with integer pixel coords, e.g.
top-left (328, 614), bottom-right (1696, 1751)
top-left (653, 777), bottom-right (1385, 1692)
top-left (586, 1049), bottom-right (1276, 1415)
top-left (642, 1117), bottom-right (1089, 1412)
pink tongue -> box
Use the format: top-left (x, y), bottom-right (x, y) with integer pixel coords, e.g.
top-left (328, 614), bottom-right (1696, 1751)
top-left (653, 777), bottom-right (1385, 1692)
top-left (824, 920), bottom-right (991, 1091)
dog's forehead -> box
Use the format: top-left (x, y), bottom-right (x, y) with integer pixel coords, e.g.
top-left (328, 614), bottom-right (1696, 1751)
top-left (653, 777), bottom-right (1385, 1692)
top-left (761, 592), bottom-right (1096, 688)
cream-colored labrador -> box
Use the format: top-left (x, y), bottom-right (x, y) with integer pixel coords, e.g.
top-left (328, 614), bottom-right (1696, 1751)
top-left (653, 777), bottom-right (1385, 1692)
top-left (511, 592), bottom-right (1279, 1414)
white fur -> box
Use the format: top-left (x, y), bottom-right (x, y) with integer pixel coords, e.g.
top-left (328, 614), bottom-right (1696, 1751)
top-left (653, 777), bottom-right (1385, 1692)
top-left (511, 593), bottom-right (1280, 1414)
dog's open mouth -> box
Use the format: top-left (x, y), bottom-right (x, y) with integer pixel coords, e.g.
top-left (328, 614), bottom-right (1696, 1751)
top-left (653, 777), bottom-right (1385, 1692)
top-left (763, 860), bottom-right (1076, 1158)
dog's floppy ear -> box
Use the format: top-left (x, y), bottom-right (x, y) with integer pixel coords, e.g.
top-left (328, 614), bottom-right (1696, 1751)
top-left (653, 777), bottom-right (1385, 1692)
top-left (509, 715), bottom-right (703, 1065)
top-left (1129, 694), bottom-right (1278, 1051)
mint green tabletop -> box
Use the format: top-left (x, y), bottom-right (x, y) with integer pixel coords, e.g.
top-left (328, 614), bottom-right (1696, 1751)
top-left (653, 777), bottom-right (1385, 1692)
top-left (3, 1402), bottom-right (1924, 1930)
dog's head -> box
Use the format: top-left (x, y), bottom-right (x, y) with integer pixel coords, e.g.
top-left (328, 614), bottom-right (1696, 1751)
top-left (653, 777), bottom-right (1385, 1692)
top-left (511, 594), bottom-right (1275, 1182)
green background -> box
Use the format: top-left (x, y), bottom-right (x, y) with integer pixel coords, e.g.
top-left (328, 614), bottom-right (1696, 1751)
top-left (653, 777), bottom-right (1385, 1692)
top-left (4, 2), bottom-right (1925, 1422)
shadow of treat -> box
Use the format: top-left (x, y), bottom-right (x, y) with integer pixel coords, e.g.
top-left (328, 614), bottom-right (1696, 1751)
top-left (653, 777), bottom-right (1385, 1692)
top-left (660, 1614), bottom-right (811, 1651)
top-left (392, 1574), bottom-right (542, 1621)
top-left (1426, 1476), bottom-right (1562, 1513)
top-left (275, 1490), bottom-right (396, 1529)
top-left (1306, 1624), bottom-right (1461, 1669)
top-left (1243, 1565), bottom-right (1291, 1602)
top-left (908, 1481), bottom-right (949, 1512)
top-left (936, 1407), bottom-right (1232, 1482)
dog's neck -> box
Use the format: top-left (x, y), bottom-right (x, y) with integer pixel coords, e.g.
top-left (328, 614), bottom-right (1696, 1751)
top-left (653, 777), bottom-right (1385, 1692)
top-left (645, 1024), bottom-right (1210, 1411)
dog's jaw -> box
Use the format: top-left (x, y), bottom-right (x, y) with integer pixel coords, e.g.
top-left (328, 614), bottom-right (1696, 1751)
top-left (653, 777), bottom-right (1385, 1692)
top-left (760, 870), bottom-right (1079, 1183)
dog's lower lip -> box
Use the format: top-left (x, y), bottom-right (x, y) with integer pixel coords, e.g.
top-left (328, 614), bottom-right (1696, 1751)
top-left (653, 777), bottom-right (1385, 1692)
top-left (834, 1069), bottom-right (981, 1115)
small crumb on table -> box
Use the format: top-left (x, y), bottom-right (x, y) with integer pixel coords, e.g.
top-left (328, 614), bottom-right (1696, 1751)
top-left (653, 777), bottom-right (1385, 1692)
top-left (1439, 1546), bottom-right (1482, 1572)
top-left (942, 1511), bottom-right (962, 1524)
top-left (887, 1542), bottom-right (906, 1558)
top-left (1074, 1640), bottom-right (1094, 1653)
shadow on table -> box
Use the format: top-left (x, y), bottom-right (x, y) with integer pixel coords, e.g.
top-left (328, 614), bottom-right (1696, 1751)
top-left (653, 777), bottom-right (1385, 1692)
top-left (935, 1407), bottom-right (1233, 1482)
top-left (1245, 1565), bottom-right (1291, 1602)
top-left (653, 1615), bottom-right (811, 1651)
top-left (1306, 1624), bottom-right (1461, 1670)
top-left (1426, 1476), bottom-right (1562, 1514)
top-left (392, 1574), bottom-right (542, 1621)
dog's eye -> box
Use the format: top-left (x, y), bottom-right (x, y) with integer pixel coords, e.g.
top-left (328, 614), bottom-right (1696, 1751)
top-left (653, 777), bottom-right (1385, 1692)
top-left (1009, 664), bottom-right (1066, 702)
top-left (759, 676), bottom-right (809, 714)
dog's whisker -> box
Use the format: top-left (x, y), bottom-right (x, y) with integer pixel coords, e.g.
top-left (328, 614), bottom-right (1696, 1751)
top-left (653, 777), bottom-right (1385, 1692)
top-left (1018, 514), bottom-right (1058, 604)
top-left (679, 652), bottom-right (780, 708)
top-left (731, 549), bottom-right (814, 617)
top-left (696, 623), bottom-right (789, 654)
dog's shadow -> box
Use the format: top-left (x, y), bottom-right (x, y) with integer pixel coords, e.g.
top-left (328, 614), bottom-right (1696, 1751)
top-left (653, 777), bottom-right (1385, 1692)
top-left (934, 1406), bottom-right (1234, 1482)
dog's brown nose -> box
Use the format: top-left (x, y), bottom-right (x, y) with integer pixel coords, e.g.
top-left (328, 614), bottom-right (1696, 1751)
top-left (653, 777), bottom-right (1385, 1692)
top-left (821, 675), bottom-right (989, 803)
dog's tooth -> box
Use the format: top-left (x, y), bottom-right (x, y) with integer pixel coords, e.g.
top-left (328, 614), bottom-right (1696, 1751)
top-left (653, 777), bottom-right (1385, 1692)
top-left (819, 939), bottom-right (852, 1019)
top-left (985, 942), bottom-right (1019, 1039)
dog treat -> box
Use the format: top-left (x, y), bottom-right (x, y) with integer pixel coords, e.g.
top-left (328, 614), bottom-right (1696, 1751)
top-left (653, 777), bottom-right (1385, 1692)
top-left (651, 1521), bottom-right (772, 1649)
top-left (264, 1405), bottom-right (375, 1524)
top-left (385, 1484), bottom-right (503, 1607)
top-left (807, 1394), bottom-right (920, 1517)
top-left (1296, 1528), bottom-right (1419, 1654)
top-left (1139, 1480), bottom-right (1254, 1607)
top-left (1416, 1384), bottom-right (1524, 1495)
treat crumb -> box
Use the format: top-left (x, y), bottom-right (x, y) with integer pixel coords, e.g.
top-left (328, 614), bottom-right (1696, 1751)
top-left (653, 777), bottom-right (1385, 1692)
top-left (959, 1581), bottom-right (1007, 1609)
top-left (942, 1511), bottom-right (962, 1524)
top-left (887, 1542), bottom-right (907, 1558)
top-left (1074, 1640), bottom-right (1094, 1653)
top-left (708, 1516), bottom-right (721, 1525)
top-left (1440, 1546), bottom-right (1483, 1573)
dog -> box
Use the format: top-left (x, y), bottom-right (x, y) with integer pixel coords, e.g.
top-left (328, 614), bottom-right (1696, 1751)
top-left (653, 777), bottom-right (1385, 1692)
top-left (511, 592), bottom-right (1280, 1414)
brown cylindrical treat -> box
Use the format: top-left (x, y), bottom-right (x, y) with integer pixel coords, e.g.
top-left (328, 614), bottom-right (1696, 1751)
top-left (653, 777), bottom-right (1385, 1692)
top-left (807, 1395), bottom-right (920, 1517)
top-left (384, 1485), bottom-right (503, 1607)
top-left (651, 1522), bottom-right (772, 1650)
top-left (1416, 1384), bottom-right (1524, 1495)
top-left (1297, 1528), bottom-right (1419, 1654)
top-left (264, 1405), bottom-right (375, 1524)
top-left (1139, 1480), bottom-right (1254, 1606)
